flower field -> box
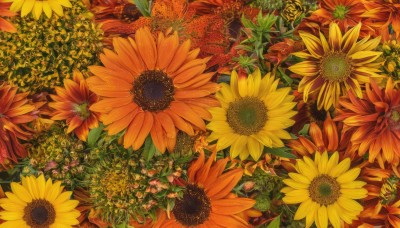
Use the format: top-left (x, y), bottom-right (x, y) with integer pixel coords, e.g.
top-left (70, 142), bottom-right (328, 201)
top-left (0, 0), bottom-right (399, 227)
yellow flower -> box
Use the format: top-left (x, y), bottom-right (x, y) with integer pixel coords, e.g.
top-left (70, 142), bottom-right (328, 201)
top-left (0, 175), bottom-right (80, 227)
top-left (282, 151), bottom-right (368, 228)
top-left (9, 0), bottom-right (72, 20)
top-left (207, 69), bottom-right (297, 161)
top-left (289, 22), bottom-right (383, 110)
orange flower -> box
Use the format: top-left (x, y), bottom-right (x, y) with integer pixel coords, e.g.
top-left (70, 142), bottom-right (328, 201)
top-left (349, 164), bottom-right (400, 227)
top-left (87, 27), bottom-right (220, 153)
top-left (0, 82), bottom-right (37, 166)
top-left (0, 0), bottom-right (16, 33)
top-left (363, 0), bottom-right (400, 41)
top-left (335, 78), bottom-right (400, 165)
top-left (288, 115), bottom-right (348, 157)
top-left (301, 0), bottom-right (375, 37)
top-left (154, 149), bottom-right (255, 227)
top-left (49, 70), bottom-right (100, 141)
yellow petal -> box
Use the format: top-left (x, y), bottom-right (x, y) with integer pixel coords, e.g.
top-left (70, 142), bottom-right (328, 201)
top-left (329, 158), bottom-right (350, 177)
top-left (337, 197), bottom-right (363, 212)
top-left (327, 204), bottom-right (341, 228)
top-left (33, 1), bottom-right (43, 19)
top-left (328, 23), bottom-right (342, 52)
top-left (326, 152), bottom-right (339, 173)
top-left (283, 179), bottom-right (309, 189)
top-left (336, 168), bottom-right (361, 184)
top-left (48, 0), bottom-right (63, 16)
top-left (55, 200), bottom-right (79, 213)
top-left (10, 0), bottom-right (25, 12)
top-left (57, 0), bottom-right (71, 7)
top-left (340, 180), bottom-right (366, 189)
top-left (20, 0), bottom-right (34, 17)
top-left (0, 211), bottom-right (24, 220)
top-left (294, 198), bottom-right (313, 220)
top-left (230, 70), bottom-right (239, 97)
top-left (238, 77), bottom-right (248, 97)
top-left (42, 1), bottom-right (52, 18)
top-left (317, 151), bottom-right (329, 174)
top-left (340, 188), bottom-right (368, 199)
top-left (316, 205), bottom-right (328, 228)
top-left (288, 173), bottom-right (310, 184)
top-left (10, 183), bottom-right (32, 203)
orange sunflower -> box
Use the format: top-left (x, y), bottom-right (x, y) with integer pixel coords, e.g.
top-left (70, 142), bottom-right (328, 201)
top-left (335, 78), bottom-right (400, 165)
top-left (49, 70), bottom-right (100, 142)
top-left (154, 148), bottom-right (255, 227)
top-left (289, 22), bottom-right (383, 111)
top-left (87, 27), bottom-right (220, 153)
top-left (0, 82), bottom-right (37, 166)
top-left (0, 0), bottom-right (16, 33)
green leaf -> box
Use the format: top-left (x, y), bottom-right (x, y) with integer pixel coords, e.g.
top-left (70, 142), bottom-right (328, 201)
top-left (143, 136), bottom-right (157, 161)
top-left (277, 67), bottom-right (293, 85)
top-left (265, 147), bottom-right (297, 159)
top-left (299, 124), bottom-right (310, 136)
top-left (87, 125), bottom-right (104, 148)
top-left (134, 0), bottom-right (151, 17)
top-left (267, 215), bottom-right (281, 228)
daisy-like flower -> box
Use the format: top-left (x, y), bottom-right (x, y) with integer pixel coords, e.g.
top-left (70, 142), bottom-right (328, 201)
top-left (0, 0), bottom-right (16, 32)
top-left (49, 70), bottom-right (100, 142)
top-left (207, 69), bottom-right (297, 161)
top-left (363, 0), bottom-right (400, 41)
top-left (8, 0), bottom-right (72, 20)
top-left (87, 26), bottom-right (220, 153)
top-left (0, 175), bottom-right (80, 227)
top-left (350, 164), bottom-right (400, 227)
top-left (335, 78), bottom-right (400, 165)
top-left (0, 83), bottom-right (37, 166)
top-left (301, 0), bottom-right (375, 37)
top-left (289, 22), bottom-right (383, 111)
top-left (282, 151), bottom-right (368, 228)
top-left (154, 149), bottom-right (255, 227)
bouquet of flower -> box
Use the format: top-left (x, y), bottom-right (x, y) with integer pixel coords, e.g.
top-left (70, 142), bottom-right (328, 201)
top-left (0, 0), bottom-right (399, 227)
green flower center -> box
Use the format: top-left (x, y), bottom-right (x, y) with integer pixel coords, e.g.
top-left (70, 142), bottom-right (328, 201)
top-left (74, 102), bottom-right (90, 120)
top-left (309, 174), bottom-right (341, 205)
top-left (321, 52), bottom-right (352, 81)
top-left (24, 199), bottom-right (56, 227)
top-left (132, 70), bottom-right (175, 112)
top-left (333, 5), bottom-right (349, 19)
top-left (391, 110), bottom-right (400, 122)
top-left (380, 176), bottom-right (399, 205)
top-left (389, 108), bottom-right (400, 130)
top-left (226, 97), bottom-right (267, 135)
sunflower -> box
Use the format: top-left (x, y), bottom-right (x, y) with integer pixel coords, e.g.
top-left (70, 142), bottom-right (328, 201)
top-left (8, 0), bottom-right (72, 19)
top-left (0, 83), bottom-right (37, 166)
top-left (282, 151), bottom-right (368, 228)
top-left (87, 26), bottom-right (220, 153)
top-left (207, 69), bottom-right (297, 161)
top-left (0, 175), bottom-right (80, 227)
top-left (335, 78), bottom-right (400, 165)
top-left (289, 22), bottom-right (383, 111)
top-left (49, 70), bottom-right (100, 142)
top-left (154, 148), bottom-right (255, 227)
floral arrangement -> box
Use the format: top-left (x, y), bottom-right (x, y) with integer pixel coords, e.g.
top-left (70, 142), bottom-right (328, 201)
top-left (0, 0), bottom-right (399, 227)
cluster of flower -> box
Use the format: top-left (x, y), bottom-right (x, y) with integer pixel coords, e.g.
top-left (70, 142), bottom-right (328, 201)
top-left (0, 0), bottom-right (400, 227)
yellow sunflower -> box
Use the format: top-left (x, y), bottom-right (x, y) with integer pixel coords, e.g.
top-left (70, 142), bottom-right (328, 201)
top-left (289, 22), bottom-right (383, 110)
top-left (8, 0), bottom-right (72, 20)
top-left (207, 69), bottom-right (297, 161)
top-left (0, 175), bottom-right (80, 227)
top-left (282, 151), bottom-right (368, 228)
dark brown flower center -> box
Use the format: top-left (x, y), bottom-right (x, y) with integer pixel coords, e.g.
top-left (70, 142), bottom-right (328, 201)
top-left (226, 97), bottom-right (267, 135)
top-left (24, 199), bottom-right (56, 228)
top-left (308, 101), bottom-right (327, 119)
top-left (320, 52), bottom-right (352, 81)
top-left (132, 70), bottom-right (175, 112)
top-left (172, 184), bottom-right (211, 226)
top-left (309, 174), bottom-right (341, 205)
